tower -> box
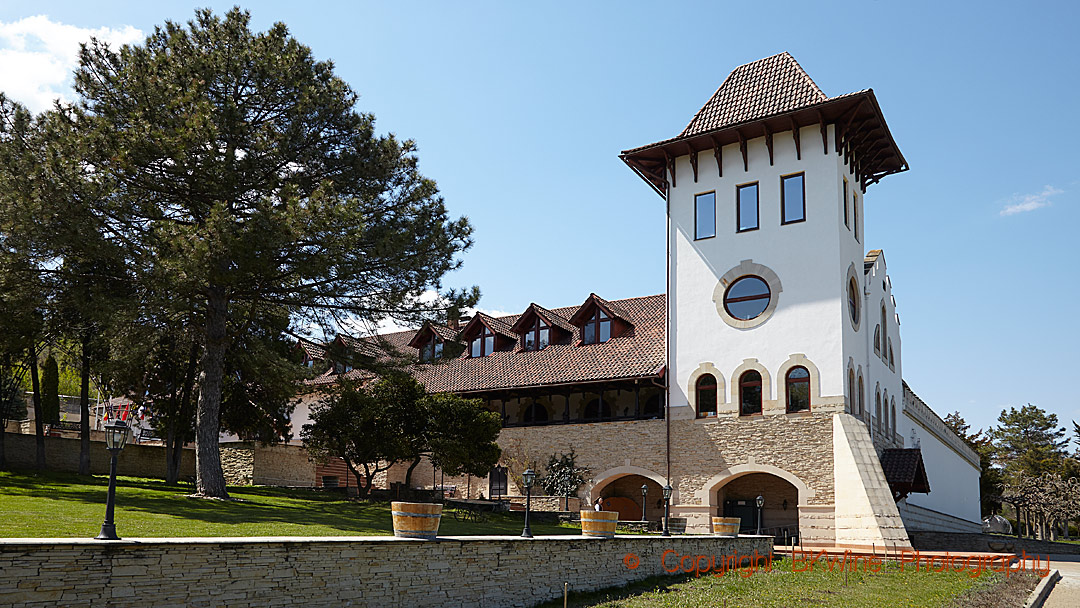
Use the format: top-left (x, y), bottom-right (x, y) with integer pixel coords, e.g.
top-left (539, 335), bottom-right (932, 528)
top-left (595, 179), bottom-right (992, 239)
top-left (622, 52), bottom-right (912, 547)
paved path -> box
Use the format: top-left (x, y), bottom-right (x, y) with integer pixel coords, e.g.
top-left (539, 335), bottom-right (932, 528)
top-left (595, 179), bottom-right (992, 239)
top-left (1044, 554), bottom-right (1080, 608)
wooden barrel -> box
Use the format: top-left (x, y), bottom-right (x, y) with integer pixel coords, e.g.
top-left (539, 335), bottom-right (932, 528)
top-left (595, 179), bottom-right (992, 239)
top-left (391, 502), bottom-right (442, 540)
top-left (712, 516), bottom-right (740, 536)
top-left (580, 510), bottom-right (618, 538)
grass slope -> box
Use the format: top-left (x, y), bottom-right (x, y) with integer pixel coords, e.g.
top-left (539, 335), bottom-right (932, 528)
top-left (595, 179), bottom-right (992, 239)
top-left (0, 470), bottom-right (576, 538)
top-left (536, 557), bottom-right (1040, 608)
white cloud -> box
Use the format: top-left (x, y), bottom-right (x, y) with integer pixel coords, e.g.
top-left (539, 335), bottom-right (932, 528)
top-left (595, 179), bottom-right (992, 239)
top-left (999, 185), bottom-right (1063, 216)
top-left (0, 15), bottom-right (142, 112)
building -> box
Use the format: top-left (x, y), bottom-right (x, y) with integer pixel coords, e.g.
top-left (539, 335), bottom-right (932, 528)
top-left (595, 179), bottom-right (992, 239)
top-left (295, 53), bottom-right (981, 547)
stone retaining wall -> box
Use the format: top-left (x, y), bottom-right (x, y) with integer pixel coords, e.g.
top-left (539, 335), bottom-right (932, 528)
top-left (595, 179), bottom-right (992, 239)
top-left (1, 432), bottom-right (194, 480)
top-left (908, 532), bottom-right (1080, 556)
top-left (0, 534), bottom-right (771, 607)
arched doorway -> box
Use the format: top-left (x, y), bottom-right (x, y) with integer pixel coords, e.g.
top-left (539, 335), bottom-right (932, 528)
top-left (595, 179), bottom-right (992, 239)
top-left (590, 469), bottom-right (666, 522)
top-left (714, 472), bottom-right (799, 539)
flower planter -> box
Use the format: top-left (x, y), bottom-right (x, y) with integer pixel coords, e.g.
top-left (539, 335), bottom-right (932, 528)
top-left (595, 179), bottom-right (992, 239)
top-left (391, 501), bottom-right (442, 540)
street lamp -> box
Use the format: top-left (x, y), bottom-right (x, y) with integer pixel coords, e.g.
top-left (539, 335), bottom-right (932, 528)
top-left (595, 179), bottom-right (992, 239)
top-left (755, 495), bottom-right (764, 536)
top-left (661, 484), bottom-right (673, 537)
top-left (521, 468), bottom-right (536, 538)
top-left (95, 419), bottom-right (130, 540)
top-left (640, 484), bottom-right (648, 523)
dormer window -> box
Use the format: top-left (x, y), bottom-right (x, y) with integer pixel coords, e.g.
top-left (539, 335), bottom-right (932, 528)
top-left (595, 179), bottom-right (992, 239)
top-left (420, 338), bottom-right (443, 362)
top-left (582, 308), bottom-right (611, 345)
top-left (523, 318), bottom-right (550, 351)
top-left (470, 326), bottom-right (495, 357)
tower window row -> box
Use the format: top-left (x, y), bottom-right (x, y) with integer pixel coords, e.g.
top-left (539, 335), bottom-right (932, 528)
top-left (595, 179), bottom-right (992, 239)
top-left (694, 365), bottom-right (811, 418)
top-left (694, 173), bottom-right (805, 240)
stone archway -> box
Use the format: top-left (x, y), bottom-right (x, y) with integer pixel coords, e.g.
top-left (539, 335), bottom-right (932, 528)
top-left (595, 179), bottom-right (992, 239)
top-left (590, 466), bottom-right (667, 522)
top-left (696, 463), bottom-right (812, 539)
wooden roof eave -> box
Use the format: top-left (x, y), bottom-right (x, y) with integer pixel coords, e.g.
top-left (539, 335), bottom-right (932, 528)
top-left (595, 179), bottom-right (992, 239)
top-left (620, 90), bottom-right (907, 197)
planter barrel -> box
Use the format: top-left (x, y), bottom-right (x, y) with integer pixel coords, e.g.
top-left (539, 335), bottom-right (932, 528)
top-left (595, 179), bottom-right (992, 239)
top-left (391, 502), bottom-right (442, 540)
top-left (712, 516), bottom-right (740, 536)
top-left (580, 510), bottom-right (618, 538)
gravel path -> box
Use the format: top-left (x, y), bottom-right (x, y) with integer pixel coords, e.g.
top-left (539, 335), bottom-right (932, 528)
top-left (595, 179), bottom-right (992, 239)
top-left (1044, 554), bottom-right (1080, 608)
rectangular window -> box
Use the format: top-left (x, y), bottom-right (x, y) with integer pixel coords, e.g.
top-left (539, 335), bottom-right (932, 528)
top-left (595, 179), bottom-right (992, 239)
top-left (853, 192), bottom-right (860, 243)
top-left (538, 327), bottom-right (549, 349)
top-left (583, 322), bottom-right (595, 345)
top-left (737, 183), bottom-right (758, 232)
top-left (694, 192), bottom-right (716, 240)
top-left (781, 173), bottom-right (805, 224)
top-left (843, 179), bottom-right (850, 229)
top-left (470, 338), bottom-right (481, 358)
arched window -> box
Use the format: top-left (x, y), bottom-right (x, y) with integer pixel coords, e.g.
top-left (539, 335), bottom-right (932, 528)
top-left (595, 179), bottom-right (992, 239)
top-left (582, 308), bottom-right (611, 345)
top-left (882, 390), bottom-right (889, 433)
top-left (583, 398), bottom-right (611, 420)
top-left (890, 398), bottom-right (897, 437)
top-left (523, 402), bottom-right (549, 424)
top-left (875, 391), bottom-right (882, 432)
top-left (786, 366), bottom-right (810, 413)
top-left (873, 325), bottom-right (881, 353)
top-left (696, 374), bottom-right (718, 417)
top-left (739, 370), bottom-right (762, 416)
top-left (522, 317), bottom-right (550, 351)
top-left (888, 340), bottom-right (895, 368)
top-left (857, 374), bottom-right (865, 417)
top-left (847, 368), bottom-right (855, 414)
top-left (881, 305), bottom-right (888, 352)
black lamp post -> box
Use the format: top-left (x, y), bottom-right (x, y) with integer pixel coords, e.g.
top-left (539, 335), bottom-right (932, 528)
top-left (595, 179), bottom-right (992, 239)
top-left (521, 468), bottom-right (535, 538)
top-left (661, 484), bottom-right (673, 537)
top-left (95, 419), bottom-right (129, 540)
top-left (755, 494), bottom-right (764, 536)
top-left (640, 484), bottom-right (648, 523)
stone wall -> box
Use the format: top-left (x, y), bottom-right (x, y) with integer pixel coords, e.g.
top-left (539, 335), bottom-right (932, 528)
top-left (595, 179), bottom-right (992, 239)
top-left (908, 532), bottom-right (1080, 556)
top-left (1, 432), bottom-right (194, 480)
top-left (0, 535), bottom-right (772, 608)
top-left (898, 501), bottom-right (982, 534)
top-left (220, 443), bottom-right (317, 487)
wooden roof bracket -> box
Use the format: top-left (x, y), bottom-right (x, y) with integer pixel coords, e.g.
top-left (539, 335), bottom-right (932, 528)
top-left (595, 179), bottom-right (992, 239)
top-left (737, 130), bottom-right (748, 171)
top-left (663, 149), bottom-right (676, 189)
top-left (817, 110), bottom-right (828, 154)
top-left (789, 117), bottom-right (801, 160)
top-left (837, 99), bottom-right (868, 155)
top-left (710, 135), bottom-right (723, 178)
top-left (764, 124), bottom-right (774, 166)
top-left (687, 144), bottom-right (698, 183)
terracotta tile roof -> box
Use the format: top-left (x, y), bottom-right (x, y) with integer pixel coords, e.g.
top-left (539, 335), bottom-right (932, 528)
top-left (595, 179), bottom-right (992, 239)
top-left (680, 52), bottom-right (827, 138)
top-left (524, 303), bottom-right (575, 334)
top-left (296, 339), bottom-right (327, 360)
top-left (568, 293), bottom-right (634, 326)
top-left (864, 249), bottom-right (883, 274)
top-left (307, 294), bottom-right (666, 393)
top-left (880, 448), bottom-right (931, 495)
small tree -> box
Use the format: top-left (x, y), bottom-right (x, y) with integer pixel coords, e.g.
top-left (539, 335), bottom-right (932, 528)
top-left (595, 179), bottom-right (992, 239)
top-left (500, 436), bottom-right (543, 494)
top-left (540, 451), bottom-right (589, 511)
top-left (426, 393), bottom-right (501, 481)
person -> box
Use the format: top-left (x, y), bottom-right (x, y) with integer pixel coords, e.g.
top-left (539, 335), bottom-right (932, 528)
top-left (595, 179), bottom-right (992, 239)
top-left (594, 497), bottom-right (603, 512)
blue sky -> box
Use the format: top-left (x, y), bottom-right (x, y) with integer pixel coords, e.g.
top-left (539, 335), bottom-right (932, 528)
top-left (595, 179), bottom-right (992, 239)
top-left (1, 1), bottom-right (1077, 437)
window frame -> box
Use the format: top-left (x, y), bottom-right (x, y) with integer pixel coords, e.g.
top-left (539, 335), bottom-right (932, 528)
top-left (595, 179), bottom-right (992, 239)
top-left (738, 370), bottom-right (763, 416)
top-left (848, 278), bottom-right (861, 327)
top-left (581, 307), bottom-right (612, 345)
top-left (694, 191), bottom-right (717, 241)
top-left (469, 325), bottom-right (496, 357)
top-left (736, 181), bottom-right (760, 233)
top-left (722, 275), bottom-right (771, 321)
top-left (843, 178), bottom-right (850, 230)
top-left (780, 172), bottom-right (806, 225)
top-left (853, 191), bottom-right (861, 243)
top-left (785, 366), bottom-right (811, 413)
top-left (695, 374), bottom-right (718, 418)
top-left (522, 316), bottom-right (550, 351)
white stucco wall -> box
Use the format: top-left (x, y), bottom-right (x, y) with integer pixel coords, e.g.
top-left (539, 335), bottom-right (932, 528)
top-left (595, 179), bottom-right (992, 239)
top-left (667, 125), bottom-right (851, 416)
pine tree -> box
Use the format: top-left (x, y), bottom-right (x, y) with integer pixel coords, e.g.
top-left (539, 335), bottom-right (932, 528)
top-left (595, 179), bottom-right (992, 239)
top-left (73, 9), bottom-right (475, 497)
top-left (41, 355), bottom-right (60, 425)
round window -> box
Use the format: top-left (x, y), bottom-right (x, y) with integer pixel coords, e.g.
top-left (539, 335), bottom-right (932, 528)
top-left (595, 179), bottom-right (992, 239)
top-left (847, 278), bottom-right (860, 325)
top-left (724, 276), bottom-right (771, 320)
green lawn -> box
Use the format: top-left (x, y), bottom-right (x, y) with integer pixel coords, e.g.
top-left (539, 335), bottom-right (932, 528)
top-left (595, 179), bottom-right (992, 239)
top-left (0, 470), bottom-right (577, 538)
top-left (537, 557), bottom-right (1040, 608)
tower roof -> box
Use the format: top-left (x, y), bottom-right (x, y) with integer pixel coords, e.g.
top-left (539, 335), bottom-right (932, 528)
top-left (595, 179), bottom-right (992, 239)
top-left (681, 53), bottom-right (828, 138)
top-left (621, 53), bottom-right (907, 196)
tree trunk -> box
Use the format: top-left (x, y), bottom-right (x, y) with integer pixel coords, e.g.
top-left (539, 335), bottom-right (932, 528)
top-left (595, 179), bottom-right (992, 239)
top-left (29, 350), bottom-right (44, 470)
top-left (78, 336), bottom-right (91, 475)
top-left (194, 284), bottom-right (229, 498)
top-left (404, 456), bottom-right (422, 490)
top-left (0, 427), bottom-right (6, 470)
